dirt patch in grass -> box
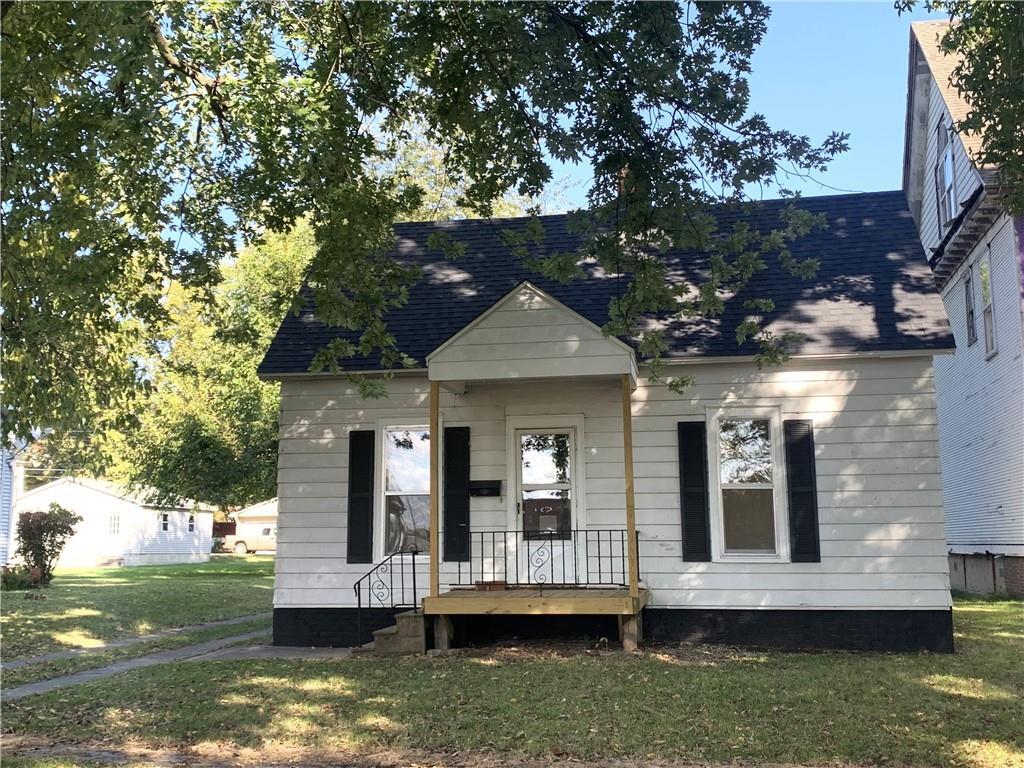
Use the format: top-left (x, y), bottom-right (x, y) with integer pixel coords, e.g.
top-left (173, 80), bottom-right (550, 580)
top-left (2, 736), bottom-right (857, 768)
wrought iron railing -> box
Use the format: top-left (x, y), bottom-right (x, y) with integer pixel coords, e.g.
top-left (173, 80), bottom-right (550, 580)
top-left (353, 549), bottom-right (422, 645)
top-left (445, 529), bottom-right (641, 589)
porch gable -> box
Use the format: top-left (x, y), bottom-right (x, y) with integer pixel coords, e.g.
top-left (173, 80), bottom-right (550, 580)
top-left (425, 281), bottom-right (637, 383)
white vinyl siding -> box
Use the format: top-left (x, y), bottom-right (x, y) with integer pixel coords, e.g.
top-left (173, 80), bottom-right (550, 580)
top-left (917, 78), bottom-right (983, 253)
top-left (274, 355), bottom-right (951, 610)
top-left (426, 283), bottom-right (634, 382)
top-left (934, 215), bottom-right (1024, 556)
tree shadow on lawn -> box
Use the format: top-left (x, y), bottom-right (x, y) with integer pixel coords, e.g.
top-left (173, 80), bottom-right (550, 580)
top-left (1, 558), bottom-right (274, 659)
top-left (4, 600), bottom-right (1022, 768)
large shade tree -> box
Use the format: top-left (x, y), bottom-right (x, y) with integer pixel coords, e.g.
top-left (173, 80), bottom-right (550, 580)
top-left (21, 141), bottom-right (533, 508)
top-left (2, 0), bottom-right (853, 446)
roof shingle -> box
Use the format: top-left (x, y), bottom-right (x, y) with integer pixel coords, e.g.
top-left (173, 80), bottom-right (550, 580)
top-left (259, 190), bottom-right (954, 377)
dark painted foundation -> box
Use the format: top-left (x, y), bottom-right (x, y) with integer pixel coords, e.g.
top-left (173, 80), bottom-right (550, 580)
top-left (643, 608), bottom-right (955, 653)
top-left (273, 607), bottom-right (399, 648)
top-left (273, 607), bottom-right (955, 653)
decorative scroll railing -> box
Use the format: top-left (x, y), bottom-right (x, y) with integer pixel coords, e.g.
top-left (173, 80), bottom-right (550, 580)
top-left (352, 530), bottom-right (642, 644)
top-left (353, 549), bottom-right (421, 645)
top-left (446, 529), bottom-right (639, 589)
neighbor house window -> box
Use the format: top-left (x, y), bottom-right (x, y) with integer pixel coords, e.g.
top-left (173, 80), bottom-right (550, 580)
top-left (979, 249), bottom-right (996, 355)
top-left (964, 265), bottom-right (977, 346)
top-left (935, 121), bottom-right (957, 228)
top-left (160, 513), bottom-right (169, 532)
top-left (711, 410), bottom-right (785, 558)
top-left (383, 426), bottom-right (431, 555)
top-left (109, 514), bottom-right (119, 535)
top-left (188, 514), bottom-right (195, 532)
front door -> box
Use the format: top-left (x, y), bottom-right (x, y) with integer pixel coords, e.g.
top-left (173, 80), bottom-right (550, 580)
top-left (514, 428), bottom-right (577, 584)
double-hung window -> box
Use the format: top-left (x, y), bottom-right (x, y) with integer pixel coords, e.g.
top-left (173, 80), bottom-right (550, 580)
top-left (935, 121), bottom-right (957, 228)
top-left (160, 513), bottom-right (169, 532)
top-left (964, 265), bottom-right (977, 346)
top-left (382, 426), bottom-right (431, 555)
top-left (188, 514), bottom-right (195, 532)
top-left (979, 249), bottom-right (997, 355)
top-left (708, 409), bottom-right (787, 560)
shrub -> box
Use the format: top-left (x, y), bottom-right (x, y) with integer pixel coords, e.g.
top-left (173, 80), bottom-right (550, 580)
top-left (1, 566), bottom-right (35, 591)
top-left (15, 503), bottom-right (82, 585)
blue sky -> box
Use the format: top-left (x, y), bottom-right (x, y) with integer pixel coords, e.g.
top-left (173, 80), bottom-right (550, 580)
top-left (547, 1), bottom-right (940, 210)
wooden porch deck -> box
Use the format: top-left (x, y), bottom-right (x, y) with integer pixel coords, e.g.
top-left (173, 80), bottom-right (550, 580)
top-left (422, 586), bottom-right (650, 616)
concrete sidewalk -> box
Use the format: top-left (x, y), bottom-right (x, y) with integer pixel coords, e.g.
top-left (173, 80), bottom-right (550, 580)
top-left (4, 628), bottom-right (271, 700)
top-left (188, 642), bottom-right (354, 662)
top-left (2, 612), bottom-right (273, 671)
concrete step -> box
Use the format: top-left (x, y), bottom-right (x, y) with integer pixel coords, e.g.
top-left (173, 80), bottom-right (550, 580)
top-left (371, 611), bottom-right (426, 656)
top-left (393, 611), bottom-right (427, 638)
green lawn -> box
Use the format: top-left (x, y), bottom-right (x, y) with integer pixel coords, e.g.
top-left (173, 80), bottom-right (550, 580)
top-left (1, 617), bottom-right (272, 689)
top-left (1, 555), bottom-right (273, 661)
top-left (4, 595), bottom-right (1021, 768)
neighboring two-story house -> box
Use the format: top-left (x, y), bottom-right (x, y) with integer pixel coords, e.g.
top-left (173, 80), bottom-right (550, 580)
top-left (904, 20), bottom-right (1024, 596)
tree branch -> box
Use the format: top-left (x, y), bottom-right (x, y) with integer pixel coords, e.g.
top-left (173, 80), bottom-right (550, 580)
top-left (147, 11), bottom-right (230, 142)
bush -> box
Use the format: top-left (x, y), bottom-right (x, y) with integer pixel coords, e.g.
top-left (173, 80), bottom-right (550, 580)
top-left (15, 503), bottom-right (82, 585)
top-left (1, 566), bottom-right (35, 591)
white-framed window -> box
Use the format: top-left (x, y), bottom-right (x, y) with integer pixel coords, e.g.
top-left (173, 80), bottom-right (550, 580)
top-left (935, 120), bottom-right (957, 228)
top-left (188, 514), bottom-right (195, 532)
top-left (964, 265), bottom-right (977, 346)
top-left (379, 425), bottom-right (431, 557)
top-left (706, 407), bottom-right (789, 562)
top-left (109, 514), bottom-right (119, 535)
top-left (979, 249), bottom-right (997, 356)
top-left (160, 513), bottom-right (169, 532)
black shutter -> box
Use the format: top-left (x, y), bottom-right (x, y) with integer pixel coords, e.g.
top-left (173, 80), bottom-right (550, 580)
top-left (678, 421), bottom-right (711, 562)
top-left (784, 419), bottom-right (821, 563)
top-left (346, 430), bottom-right (375, 564)
top-left (443, 426), bottom-right (471, 562)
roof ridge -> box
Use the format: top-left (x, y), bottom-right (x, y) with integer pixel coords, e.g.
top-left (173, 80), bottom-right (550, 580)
top-left (394, 190), bottom-right (907, 228)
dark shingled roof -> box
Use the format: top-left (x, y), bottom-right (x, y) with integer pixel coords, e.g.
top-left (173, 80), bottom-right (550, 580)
top-left (259, 190), bottom-right (954, 376)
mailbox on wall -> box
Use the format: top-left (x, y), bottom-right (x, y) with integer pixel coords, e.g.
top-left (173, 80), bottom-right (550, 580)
top-left (468, 480), bottom-right (502, 497)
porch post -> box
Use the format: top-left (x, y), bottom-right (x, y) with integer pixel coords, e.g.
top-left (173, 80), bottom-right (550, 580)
top-left (621, 373), bottom-right (639, 598)
top-left (429, 380), bottom-right (440, 597)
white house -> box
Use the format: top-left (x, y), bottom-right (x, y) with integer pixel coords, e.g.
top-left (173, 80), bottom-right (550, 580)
top-left (259, 191), bottom-right (957, 653)
top-left (228, 498), bottom-right (278, 553)
top-left (11, 477), bottom-right (214, 568)
top-left (904, 21), bottom-right (1024, 597)
top-left (1, 447), bottom-right (15, 566)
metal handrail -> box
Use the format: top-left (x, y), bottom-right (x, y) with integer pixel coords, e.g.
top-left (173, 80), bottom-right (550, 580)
top-left (353, 549), bottom-right (420, 646)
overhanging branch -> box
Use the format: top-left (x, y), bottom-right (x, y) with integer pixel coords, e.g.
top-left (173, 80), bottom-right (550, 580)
top-left (147, 11), bottom-right (231, 141)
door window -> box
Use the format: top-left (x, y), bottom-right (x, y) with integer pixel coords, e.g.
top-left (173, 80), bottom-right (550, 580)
top-left (518, 431), bottom-right (572, 540)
